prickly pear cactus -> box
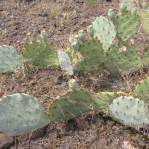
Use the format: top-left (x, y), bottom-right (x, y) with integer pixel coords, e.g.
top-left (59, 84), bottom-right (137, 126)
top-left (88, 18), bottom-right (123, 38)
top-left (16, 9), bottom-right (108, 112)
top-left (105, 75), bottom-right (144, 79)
top-left (48, 91), bottom-right (95, 122)
top-left (91, 16), bottom-right (116, 51)
top-left (109, 96), bottom-right (149, 128)
top-left (105, 45), bottom-right (142, 76)
top-left (58, 50), bottom-right (73, 75)
top-left (0, 45), bottom-right (23, 73)
top-left (69, 30), bottom-right (85, 50)
top-left (116, 12), bottom-right (140, 41)
top-left (0, 93), bottom-right (49, 136)
top-left (119, 0), bottom-right (134, 11)
top-left (74, 40), bottom-right (105, 73)
top-left (94, 92), bottom-right (125, 111)
top-left (139, 9), bottom-right (149, 34)
top-left (23, 41), bottom-right (59, 68)
top-left (134, 77), bottom-right (149, 102)
top-left (142, 48), bottom-right (149, 68)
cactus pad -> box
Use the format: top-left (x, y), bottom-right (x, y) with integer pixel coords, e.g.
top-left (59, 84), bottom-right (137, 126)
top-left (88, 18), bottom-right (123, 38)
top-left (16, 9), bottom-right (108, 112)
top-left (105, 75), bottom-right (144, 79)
top-left (142, 48), bottom-right (149, 68)
top-left (109, 96), bottom-right (149, 128)
top-left (69, 30), bottom-right (85, 50)
top-left (134, 77), bottom-right (149, 102)
top-left (0, 45), bottom-right (23, 73)
top-left (95, 92), bottom-right (125, 111)
top-left (48, 91), bottom-right (95, 122)
top-left (23, 41), bottom-right (59, 68)
top-left (139, 9), bottom-right (149, 34)
top-left (0, 93), bottom-right (49, 136)
top-left (116, 12), bottom-right (140, 41)
top-left (91, 16), bottom-right (116, 51)
top-left (105, 46), bottom-right (142, 76)
top-left (119, 0), bottom-right (134, 11)
top-left (74, 40), bottom-right (105, 73)
top-left (58, 50), bottom-right (73, 75)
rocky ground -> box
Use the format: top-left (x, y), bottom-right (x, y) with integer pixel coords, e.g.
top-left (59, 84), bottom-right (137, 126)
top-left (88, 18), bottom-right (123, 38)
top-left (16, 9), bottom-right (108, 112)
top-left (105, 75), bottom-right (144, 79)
top-left (0, 0), bottom-right (149, 148)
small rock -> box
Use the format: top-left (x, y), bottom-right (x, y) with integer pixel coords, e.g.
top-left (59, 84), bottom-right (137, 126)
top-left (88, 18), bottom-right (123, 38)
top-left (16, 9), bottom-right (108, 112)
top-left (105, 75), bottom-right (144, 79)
top-left (0, 133), bottom-right (13, 149)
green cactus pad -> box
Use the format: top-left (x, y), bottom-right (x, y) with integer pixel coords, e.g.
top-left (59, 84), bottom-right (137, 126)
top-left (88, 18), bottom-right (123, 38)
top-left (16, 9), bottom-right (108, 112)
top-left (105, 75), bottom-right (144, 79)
top-left (139, 9), bottom-right (149, 34)
top-left (109, 96), bottom-right (149, 128)
top-left (119, 0), bottom-right (134, 11)
top-left (142, 48), bottom-right (149, 68)
top-left (0, 45), bottom-right (23, 73)
top-left (105, 46), bottom-right (142, 77)
top-left (91, 16), bottom-right (116, 51)
top-left (116, 12), bottom-right (140, 41)
top-left (94, 92), bottom-right (125, 111)
top-left (23, 41), bottom-right (59, 68)
top-left (0, 93), bottom-right (49, 136)
top-left (134, 77), bottom-right (149, 102)
top-left (58, 50), bottom-right (73, 75)
top-left (74, 40), bottom-right (105, 73)
top-left (48, 91), bottom-right (95, 122)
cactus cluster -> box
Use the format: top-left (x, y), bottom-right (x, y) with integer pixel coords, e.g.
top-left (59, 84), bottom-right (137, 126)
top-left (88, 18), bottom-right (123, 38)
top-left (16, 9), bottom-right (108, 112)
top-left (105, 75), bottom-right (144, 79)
top-left (48, 79), bottom-right (149, 128)
top-left (65, 1), bottom-right (149, 77)
top-left (1, 0), bottom-right (149, 137)
top-left (0, 93), bottom-right (49, 136)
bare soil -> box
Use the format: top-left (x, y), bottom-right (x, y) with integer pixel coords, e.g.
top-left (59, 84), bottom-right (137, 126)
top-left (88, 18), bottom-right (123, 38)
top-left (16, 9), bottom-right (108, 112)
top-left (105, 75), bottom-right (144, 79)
top-left (0, 0), bottom-right (149, 148)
